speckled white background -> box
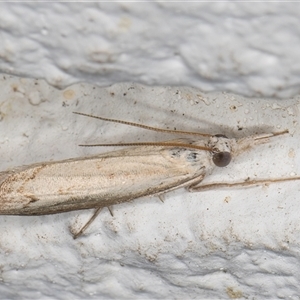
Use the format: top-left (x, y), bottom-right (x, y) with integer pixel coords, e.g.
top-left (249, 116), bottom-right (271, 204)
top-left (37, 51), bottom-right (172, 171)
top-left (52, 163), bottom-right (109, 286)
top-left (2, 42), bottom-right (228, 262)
top-left (1, 2), bottom-right (300, 98)
top-left (1, 2), bottom-right (300, 299)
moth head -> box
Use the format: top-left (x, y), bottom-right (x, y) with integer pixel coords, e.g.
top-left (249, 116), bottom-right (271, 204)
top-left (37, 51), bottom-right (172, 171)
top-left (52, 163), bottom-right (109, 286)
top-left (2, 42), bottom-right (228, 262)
top-left (209, 134), bottom-right (233, 167)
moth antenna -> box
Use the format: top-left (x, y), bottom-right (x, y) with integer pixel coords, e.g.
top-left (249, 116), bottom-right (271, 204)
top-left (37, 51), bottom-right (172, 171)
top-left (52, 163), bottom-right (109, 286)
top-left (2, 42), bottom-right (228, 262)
top-left (78, 141), bottom-right (212, 152)
top-left (73, 112), bottom-right (213, 137)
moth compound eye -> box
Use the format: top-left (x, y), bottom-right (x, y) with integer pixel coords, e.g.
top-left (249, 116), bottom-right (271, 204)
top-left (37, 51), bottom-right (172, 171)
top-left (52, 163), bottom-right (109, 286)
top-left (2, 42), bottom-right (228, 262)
top-left (213, 152), bottom-right (231, 167)
top-left (214, 134), bottom-right (228, 138)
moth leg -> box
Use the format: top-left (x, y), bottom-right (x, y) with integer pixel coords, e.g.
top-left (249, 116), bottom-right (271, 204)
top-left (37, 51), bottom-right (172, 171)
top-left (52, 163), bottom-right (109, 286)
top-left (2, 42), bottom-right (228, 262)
top-left (73, 207), bottom-right (103, 239)
top-left (107, 206), bottom-right (114, 217)
top-left (154, 174), bottom-right (207, 197)
top-left (152, 174), bottom-right (206, 201)
top-left (188, 176), bottom-right (300, 192)
top-left (158, 195), bottom-right (165, 203)
top-left (185, 175), bottom-right (206, 192)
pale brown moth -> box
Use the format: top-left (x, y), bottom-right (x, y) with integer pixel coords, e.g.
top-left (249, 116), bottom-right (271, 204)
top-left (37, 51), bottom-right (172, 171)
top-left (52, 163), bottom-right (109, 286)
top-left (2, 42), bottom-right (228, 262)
top-left (0, 112), bottom-right (299, 238)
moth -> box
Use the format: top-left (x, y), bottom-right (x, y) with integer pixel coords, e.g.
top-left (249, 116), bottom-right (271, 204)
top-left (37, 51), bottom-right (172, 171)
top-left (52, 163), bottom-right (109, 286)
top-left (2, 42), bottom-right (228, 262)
top-left (0, 112), bottom-right (299, 238)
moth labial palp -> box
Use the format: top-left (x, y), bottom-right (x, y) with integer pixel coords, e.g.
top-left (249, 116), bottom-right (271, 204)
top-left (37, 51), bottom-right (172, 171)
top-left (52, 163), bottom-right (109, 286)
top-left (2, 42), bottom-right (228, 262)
top-left (0, 111), bottom-right (299, 239)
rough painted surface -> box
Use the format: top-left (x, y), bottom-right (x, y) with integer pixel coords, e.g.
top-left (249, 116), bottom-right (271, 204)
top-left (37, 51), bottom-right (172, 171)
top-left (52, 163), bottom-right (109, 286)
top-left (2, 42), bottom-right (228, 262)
top-left (0, 2), bottom-right (300, 98)
top-left (0, 76), bottom-right (300, 298)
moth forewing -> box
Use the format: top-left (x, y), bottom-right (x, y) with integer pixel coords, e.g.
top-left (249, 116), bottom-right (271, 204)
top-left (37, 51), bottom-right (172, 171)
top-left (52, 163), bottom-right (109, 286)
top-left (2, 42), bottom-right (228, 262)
top-left (0, 139), bottom-right (214, 216)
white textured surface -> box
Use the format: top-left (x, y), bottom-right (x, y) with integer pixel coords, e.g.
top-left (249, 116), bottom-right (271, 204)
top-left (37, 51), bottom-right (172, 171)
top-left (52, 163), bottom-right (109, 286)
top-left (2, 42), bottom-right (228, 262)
top-left (0, 76), bottom-right (300, 298)
top-left (1, 2), bottom-right (300, 97)
top-left (1, 2), bottom-right (300, 299)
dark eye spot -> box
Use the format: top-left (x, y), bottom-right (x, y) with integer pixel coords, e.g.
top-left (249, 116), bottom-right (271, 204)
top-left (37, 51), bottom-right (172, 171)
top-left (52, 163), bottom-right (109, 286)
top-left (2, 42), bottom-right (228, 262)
top-left (187, 152), bottom-right (197, 161)
top-left (170, 149), bottom-right (182, 157)
top-left (213, 152), bottom-right (231, 167)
